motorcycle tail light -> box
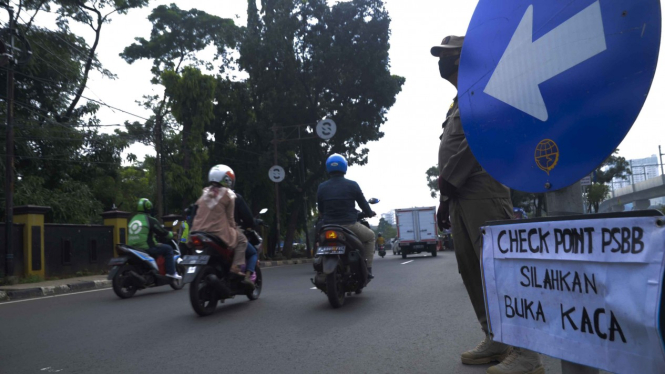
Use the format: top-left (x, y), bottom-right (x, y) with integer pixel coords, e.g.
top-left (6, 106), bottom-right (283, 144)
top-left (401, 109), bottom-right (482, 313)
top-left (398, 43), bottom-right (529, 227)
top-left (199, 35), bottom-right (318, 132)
top-left (325, 231), bottom-right (338, 239)
top-left (191, 236), bottom-right (204, 248)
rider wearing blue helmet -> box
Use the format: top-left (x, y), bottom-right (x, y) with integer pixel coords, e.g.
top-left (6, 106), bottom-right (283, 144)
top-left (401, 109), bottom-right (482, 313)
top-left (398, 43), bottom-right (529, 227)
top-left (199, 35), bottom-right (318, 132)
top-left (317, 154), bottom-right (377, 278)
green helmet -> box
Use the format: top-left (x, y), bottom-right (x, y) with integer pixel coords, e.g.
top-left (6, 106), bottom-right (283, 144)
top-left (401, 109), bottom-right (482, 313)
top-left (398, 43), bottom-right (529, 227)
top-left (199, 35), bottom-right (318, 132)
top-left (137, 198), bottom-right (153, 213)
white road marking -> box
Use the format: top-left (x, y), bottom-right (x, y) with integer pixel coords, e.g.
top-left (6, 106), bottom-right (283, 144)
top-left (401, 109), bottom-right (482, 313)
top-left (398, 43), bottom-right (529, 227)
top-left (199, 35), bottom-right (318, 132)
top-left (401, 260), bottom-right (414, 265)
top-left (310, 287), bottom-right (317, 290)
top-left (0, 288), bottom-right (112, 306)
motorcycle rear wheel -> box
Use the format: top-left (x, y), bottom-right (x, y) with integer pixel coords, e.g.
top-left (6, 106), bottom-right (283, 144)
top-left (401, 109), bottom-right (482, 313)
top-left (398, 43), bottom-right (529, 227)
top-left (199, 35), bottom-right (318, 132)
top-left (189, 266), bottom-right (219, 316)
top-left (325, 267), bottom-right (345, 308)
top-left (246, 266), bottom-right (262, 300)
top-left (112, 264), bottom-right (138, 299)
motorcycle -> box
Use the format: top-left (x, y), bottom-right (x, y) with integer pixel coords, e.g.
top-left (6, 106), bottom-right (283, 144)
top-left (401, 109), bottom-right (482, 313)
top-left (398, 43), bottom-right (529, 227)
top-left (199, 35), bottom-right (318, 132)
top-left (182, 209), bottom-right (268, 316)
top-left (108, 232), bottom-right (185, 299)
top-left (378, 245), bottom-right (386, 258)
top-left (311, 198), bottom-right (379, 308)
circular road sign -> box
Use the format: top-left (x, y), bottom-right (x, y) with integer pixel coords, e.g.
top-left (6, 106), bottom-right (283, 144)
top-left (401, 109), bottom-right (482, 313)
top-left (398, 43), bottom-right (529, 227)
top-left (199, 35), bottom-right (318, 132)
top-left (269, 165), bottom-right (286, 183)
top-left (316, 119), bottom-right (337, 140)
top-left (458, 0), bottom-right (661, 193)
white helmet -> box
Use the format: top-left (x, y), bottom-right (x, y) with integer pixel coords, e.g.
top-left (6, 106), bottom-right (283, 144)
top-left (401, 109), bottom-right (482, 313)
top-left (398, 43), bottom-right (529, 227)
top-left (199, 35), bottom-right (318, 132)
top-left (208, 164), bottom-right (235, 188)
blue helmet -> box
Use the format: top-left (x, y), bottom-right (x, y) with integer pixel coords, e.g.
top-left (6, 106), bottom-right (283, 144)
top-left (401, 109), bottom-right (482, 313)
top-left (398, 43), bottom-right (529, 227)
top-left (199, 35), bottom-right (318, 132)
top-left (326, 154), bottom-right (348, 174)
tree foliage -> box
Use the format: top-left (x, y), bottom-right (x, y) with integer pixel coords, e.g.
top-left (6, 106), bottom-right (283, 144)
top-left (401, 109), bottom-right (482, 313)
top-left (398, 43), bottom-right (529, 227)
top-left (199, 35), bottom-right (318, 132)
top-left (584, 150), bottom-right (631, 213)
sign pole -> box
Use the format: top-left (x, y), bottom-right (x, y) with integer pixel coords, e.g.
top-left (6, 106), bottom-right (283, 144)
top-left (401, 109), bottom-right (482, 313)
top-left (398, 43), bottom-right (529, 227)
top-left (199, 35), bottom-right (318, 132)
top-left (659, 145), bottom-right (664, 177)
top-left (545, 181), bottom-right (599, 374)
top-left (4, 5), bottom-right (15, 280)
top-left (272, 126), bottom-right (281, 255)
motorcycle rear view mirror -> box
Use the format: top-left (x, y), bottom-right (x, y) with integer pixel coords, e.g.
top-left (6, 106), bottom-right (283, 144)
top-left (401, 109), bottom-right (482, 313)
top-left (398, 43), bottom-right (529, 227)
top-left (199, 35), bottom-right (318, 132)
top-left (368, 198), bottom-right (380, 204)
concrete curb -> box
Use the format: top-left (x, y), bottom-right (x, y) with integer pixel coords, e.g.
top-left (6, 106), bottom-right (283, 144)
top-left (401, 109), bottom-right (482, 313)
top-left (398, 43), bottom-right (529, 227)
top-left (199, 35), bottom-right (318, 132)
top-left (0, 279), bottom-right (112, 302)
top-left (0, 259), bottom-right (312, 302)
top-left (260, 258), bottom-right (314, 267)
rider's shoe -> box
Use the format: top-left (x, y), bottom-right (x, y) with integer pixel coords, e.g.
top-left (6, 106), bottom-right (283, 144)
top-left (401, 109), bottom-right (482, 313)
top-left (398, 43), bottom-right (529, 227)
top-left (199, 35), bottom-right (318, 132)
top-left (242, 271), bottom-right (256, 291)
top-left (486, 348), bottom-right (543, 374)
top-left (367, 267), bottom-right (374, 279)
top-left (166, 272), bottom-right (182, 280)
top-left (461, 335), bottom-right (512, 365)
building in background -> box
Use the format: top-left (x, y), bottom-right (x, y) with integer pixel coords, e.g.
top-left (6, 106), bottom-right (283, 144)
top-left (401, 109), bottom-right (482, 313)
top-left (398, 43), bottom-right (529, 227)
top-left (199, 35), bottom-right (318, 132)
top-left (611, 154), bottom-right (661, 190)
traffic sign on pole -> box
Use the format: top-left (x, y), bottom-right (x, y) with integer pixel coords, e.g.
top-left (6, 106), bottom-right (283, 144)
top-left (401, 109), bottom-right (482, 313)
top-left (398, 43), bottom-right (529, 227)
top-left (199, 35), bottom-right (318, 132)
top-left (316, 119), bottom-right (337, 140)
top-left (459, 0), bottom-right (661, 193)
top-left (269, 165), bottom-right (286, 183)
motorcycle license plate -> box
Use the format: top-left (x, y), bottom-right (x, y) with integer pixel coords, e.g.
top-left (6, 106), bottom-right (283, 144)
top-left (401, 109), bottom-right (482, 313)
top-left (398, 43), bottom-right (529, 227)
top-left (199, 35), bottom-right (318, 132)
top-left (182, 255), bottom-right (210, 265)
top-left (317, 246), bottom-right (346, 255)
top-left (108, 257), bottom-right (127, 266)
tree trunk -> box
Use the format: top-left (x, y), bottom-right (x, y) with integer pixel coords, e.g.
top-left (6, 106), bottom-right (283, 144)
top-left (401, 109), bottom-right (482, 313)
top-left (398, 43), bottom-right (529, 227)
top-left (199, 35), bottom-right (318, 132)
top-left (282, 200), bottom-right (301, 259)
top-left (181, 120), bottom-right (191, 210)
top-left (154, 115), bottom-right (164, 220)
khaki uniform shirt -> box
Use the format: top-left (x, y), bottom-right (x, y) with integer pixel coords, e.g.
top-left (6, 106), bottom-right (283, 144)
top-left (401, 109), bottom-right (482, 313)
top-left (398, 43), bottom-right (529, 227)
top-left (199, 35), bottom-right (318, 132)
top-left (438, 98), bottom-right (510, 201)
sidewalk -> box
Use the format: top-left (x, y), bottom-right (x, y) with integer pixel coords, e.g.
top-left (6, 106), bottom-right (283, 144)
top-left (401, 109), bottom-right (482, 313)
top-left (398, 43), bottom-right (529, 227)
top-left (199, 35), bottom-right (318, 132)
top-left (0, 258), bottom-right (314, 302)
top-left (0, 275), bottom-right (111, 302)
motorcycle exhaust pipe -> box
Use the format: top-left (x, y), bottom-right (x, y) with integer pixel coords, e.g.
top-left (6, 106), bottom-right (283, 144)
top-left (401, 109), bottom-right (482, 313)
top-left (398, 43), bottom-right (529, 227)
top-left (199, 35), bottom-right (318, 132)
top-left (128, 271), bottom-right (147, 287)
top-left (205, 274), bottom-right (231, 298)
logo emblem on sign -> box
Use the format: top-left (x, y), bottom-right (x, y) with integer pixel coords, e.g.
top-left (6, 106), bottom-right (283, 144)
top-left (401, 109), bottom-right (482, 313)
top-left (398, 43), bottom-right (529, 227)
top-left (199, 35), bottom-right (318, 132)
top-left (534, 139), bottom-right (559, 175)
top-left (129, 220), bottom-right (142, 235)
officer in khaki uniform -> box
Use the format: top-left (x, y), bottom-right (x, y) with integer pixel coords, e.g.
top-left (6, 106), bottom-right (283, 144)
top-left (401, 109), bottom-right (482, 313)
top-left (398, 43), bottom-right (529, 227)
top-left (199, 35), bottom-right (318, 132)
top-left (432, 35), bottom-right (544, 374)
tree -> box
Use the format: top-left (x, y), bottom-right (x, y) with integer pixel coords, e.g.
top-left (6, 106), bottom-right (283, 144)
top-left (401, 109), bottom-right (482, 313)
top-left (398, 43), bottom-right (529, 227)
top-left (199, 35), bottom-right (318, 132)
top-left (584, 150), bottom-right (631, 213)
top-left (120, 3), bottom-right (240, 217)
top-left (375, 217), bottom-right (397, 239)
top-left (161, 67), bottom-right (216, 207)
top-left (426, 166), bottom-right (438, 199)
top-left (231, 0), bottom-right (405, 257)
top-left (1, 1), bottom-right (146, 222)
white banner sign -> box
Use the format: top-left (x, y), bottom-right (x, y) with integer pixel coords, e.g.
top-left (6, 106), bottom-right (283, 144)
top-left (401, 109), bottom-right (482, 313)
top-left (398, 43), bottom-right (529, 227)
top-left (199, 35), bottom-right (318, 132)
top-left (482, 215), bottom-right (665, 374)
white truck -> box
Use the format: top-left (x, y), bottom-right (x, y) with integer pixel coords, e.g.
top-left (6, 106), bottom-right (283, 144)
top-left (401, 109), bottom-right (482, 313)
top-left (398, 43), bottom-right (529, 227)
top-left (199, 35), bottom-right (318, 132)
top-left (395, 207), bottom-right (438, 259)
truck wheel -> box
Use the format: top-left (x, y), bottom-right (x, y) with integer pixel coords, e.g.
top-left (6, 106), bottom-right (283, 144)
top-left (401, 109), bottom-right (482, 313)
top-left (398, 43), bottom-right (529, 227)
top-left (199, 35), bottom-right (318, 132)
top-left (401, 253), bottom-right (407, 259)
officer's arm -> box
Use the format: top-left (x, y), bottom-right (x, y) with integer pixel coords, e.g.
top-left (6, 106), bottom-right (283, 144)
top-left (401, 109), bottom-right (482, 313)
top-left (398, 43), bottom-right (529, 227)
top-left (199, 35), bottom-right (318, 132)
top-left (439, 112), bottom-right (476, 199)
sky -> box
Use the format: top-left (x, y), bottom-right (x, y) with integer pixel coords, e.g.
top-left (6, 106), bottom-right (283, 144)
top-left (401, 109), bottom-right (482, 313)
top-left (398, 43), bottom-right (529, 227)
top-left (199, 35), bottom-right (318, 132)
top-left (11, 0), bottom-right (665, 225)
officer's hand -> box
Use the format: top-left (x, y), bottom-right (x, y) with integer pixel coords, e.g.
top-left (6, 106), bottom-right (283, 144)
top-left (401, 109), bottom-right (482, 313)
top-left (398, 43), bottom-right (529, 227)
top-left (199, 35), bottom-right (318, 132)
top-left (437, 201), bottom-right (451, 231)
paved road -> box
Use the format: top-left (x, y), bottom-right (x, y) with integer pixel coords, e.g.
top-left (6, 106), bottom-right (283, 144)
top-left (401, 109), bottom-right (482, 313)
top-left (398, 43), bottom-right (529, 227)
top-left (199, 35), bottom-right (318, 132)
top-left (1, 252), bottom-right (567, 374)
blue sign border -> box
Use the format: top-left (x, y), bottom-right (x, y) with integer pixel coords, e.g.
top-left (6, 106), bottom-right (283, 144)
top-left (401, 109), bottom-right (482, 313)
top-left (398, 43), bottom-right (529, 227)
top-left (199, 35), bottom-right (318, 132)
top-left (459, 0), bottom-right (661, 193)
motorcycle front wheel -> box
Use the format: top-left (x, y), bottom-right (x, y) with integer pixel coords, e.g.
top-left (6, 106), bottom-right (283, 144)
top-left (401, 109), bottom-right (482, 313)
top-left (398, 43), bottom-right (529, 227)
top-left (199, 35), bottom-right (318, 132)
top-left (169, 263), bottom-right (186, 290)
top-left (189, 266), bottom-right (219, 316)
top-left (325, 267), bottom-right (345, 308)
top-left (112, 264), bottom-right (138, 299)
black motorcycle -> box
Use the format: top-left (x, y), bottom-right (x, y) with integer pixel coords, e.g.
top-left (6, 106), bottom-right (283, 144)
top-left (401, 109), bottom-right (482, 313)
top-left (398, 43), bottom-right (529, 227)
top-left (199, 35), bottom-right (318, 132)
top-left (378, 245), bottom-right (386, 258)
top-left (182, 209), bottom-right (268, 316)
top-left (311, 198), bottom-right (379, 308)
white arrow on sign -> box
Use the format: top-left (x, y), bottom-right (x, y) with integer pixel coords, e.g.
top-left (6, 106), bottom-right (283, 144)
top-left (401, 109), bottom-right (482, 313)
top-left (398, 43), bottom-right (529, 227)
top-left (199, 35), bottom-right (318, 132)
top-left (484, 1), bottom-right (607, 121)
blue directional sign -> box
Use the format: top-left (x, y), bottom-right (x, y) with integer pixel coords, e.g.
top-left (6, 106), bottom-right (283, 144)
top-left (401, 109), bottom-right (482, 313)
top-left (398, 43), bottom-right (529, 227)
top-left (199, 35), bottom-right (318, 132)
top-left (458, 0), bottom-right (661, 193)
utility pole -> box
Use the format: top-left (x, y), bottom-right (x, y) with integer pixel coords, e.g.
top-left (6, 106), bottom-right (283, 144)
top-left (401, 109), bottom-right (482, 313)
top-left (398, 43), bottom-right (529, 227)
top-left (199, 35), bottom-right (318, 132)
top-left (546, 182), bottom-right (599, 374)
top-left (659, 145), bottom-right (664, 176)
top-left (3, 4), bottom-right (15, 280)
top-left (298, 126), bottom-right (311, 257)
top-left (272, 126), bottom-right (281, 254)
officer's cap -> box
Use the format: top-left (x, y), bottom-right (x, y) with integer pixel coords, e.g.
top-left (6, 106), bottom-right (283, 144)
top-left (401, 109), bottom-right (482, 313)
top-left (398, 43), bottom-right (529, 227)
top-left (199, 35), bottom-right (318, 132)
top-left (430, 35), bottom-right (465, 57)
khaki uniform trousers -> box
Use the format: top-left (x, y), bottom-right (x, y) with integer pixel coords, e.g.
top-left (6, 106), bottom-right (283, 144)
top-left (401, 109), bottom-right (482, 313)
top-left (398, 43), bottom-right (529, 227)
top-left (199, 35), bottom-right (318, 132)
top-left (343, 222), bottom-right (376, 267)
top-left (450, 197), bottom-right (512, 334)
